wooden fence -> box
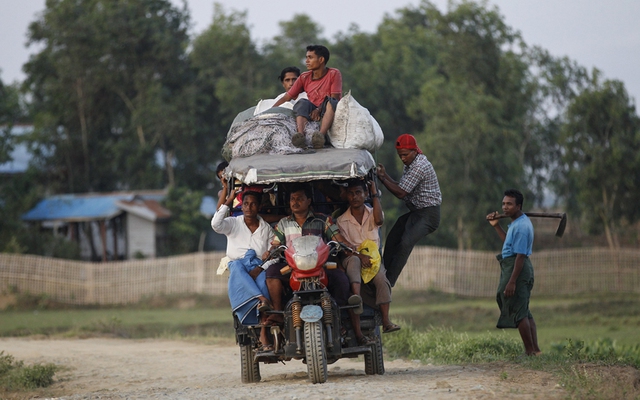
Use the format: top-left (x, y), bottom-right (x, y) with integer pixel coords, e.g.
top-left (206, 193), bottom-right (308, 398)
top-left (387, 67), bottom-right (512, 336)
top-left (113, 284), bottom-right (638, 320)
top-left (1, 247), bottom-right (639, 305)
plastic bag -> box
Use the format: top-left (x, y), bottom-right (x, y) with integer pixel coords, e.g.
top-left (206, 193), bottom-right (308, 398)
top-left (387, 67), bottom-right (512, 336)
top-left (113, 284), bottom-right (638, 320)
top-left (358, 239), bottom-right (381, 284)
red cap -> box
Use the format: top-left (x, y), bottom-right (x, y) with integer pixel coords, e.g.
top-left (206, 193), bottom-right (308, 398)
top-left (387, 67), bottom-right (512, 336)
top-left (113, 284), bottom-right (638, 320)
top-left (395, 134), bottom-right (422, 154)
top-left (240, 185), bottom-right (264, 201)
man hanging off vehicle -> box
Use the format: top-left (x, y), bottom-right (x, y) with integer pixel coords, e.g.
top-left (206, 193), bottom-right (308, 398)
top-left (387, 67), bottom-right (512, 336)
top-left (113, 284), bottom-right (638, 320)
top-left (376, 133), bottom-right (442, 287)
top-left (272, 45), bottom-right (342, 149)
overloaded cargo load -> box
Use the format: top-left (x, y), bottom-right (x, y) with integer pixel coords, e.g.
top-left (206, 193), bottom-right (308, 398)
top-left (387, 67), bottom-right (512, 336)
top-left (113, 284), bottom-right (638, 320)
top-left (222, 91), bottom-right (384, 161)
top-left (219, 90), bottom-right (388, 387)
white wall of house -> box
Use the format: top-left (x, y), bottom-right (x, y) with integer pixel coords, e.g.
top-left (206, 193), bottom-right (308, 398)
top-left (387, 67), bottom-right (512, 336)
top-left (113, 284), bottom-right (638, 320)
top-left (126, 213), bottom-right (156, 258)
top-left (71, 219), bottom-right (126, 261)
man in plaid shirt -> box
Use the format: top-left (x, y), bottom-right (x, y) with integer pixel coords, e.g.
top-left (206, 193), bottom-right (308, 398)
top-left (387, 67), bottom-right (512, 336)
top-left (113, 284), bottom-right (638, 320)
top-left (376, 134), bottom-right (442, 286)
top-left (263, 183), bottom-right (358, 329)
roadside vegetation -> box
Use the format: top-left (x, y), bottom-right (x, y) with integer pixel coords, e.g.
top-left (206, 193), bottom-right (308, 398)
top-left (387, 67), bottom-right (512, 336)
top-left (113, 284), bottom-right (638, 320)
top-left (384, 325), bottom-right (640, 399)
top-left (1, 290), bottom-right (640, 398)
top-left (387, 291), bottom-right (640, 399)
top-left (0, 351), bottom-right (58, 396)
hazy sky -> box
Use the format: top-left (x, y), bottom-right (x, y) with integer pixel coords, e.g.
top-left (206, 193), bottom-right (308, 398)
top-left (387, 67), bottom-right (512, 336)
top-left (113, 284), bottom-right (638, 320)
top-left (1, 0), bottom-right (638, 103)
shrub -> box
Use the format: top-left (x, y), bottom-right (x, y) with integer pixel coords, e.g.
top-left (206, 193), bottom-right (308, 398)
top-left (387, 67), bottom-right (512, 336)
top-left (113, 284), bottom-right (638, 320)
top-left (0, 351), bottom-right (57, 390)
top-left (550, 338), bottom-right (640, 368)
top-left (10, 364), bottom-right (57, 389)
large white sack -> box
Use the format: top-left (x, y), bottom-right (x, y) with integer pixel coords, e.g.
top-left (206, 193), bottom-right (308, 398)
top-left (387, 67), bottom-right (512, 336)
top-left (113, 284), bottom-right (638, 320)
top-left (328, 91), bottom-right (384, 152)
top-left (254, 92), bottom-right (308, 115)
top-left (254, 99), bottom-right (279, 114)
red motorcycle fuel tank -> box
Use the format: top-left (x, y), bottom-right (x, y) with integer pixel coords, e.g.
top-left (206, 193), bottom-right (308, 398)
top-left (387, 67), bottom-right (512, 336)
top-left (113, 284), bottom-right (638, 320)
top-left (285, 235), bottom-right (330, 290)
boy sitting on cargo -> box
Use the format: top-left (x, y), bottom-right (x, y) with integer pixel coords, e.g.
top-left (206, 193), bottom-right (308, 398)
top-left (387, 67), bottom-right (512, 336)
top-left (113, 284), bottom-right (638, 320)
top-left (272, 45), bottom-right (342, 149)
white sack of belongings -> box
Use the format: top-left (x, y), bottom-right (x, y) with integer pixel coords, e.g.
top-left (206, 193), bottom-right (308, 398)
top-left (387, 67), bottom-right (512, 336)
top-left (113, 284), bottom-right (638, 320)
top-left (254, 98), bottom-right (282, 115)
top-left (254, 92), bottom-right (308, 115)
top-left (328, 91), bottom-right (384, 152)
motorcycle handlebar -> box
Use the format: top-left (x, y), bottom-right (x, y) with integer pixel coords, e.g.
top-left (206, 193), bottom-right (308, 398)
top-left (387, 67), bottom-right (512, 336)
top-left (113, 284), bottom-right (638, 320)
top-left (261, 245), bottom-right (287, 267)
top-left (327, 241), bottom-right (359, 255)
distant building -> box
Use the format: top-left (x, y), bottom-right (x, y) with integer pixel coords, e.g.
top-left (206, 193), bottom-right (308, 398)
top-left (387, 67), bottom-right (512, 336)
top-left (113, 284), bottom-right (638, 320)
top-left (22, 191), bottom-right (171, 261)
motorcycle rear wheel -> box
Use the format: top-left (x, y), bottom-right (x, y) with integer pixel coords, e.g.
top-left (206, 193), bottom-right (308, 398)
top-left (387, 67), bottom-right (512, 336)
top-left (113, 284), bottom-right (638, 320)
top-left (364, 334), bottom-right (385, 375)
top-left (240, 343), bottom-right (261, 383)
top-left (304, 321), bottom-right (328, 384)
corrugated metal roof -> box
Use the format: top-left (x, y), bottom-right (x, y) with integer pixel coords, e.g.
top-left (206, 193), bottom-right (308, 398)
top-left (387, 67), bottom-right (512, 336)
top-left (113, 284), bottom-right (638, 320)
top-left (117, 198), bottom-right (171, 221)
top-left (21, 191), bottom-right (167, 222)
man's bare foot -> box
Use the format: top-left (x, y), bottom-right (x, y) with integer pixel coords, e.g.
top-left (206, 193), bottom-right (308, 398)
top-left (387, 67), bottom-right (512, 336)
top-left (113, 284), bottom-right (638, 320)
top-left (291, 132), bottom-right (306, 148)
top-left (311, 131), bottom-right (325, 149)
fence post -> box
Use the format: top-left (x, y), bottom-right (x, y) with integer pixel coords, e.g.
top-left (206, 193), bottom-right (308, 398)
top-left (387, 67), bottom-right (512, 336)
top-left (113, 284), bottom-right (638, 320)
top-left (86, 263), bottom-right (95, 303)
top-left (196, 252), bottom-right (205, 293)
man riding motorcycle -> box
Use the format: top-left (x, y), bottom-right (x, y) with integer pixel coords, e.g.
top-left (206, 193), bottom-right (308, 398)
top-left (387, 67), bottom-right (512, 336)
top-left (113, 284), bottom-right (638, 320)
top-left (262, 182), bottom-right (371, 345)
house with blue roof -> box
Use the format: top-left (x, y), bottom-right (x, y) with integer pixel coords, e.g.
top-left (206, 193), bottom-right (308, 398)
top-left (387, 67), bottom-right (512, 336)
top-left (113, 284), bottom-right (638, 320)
top-left (22, 191), bottom-right (171, 261)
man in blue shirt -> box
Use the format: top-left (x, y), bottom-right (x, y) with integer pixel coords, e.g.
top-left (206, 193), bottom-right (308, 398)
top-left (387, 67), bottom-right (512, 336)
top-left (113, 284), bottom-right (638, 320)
top-left (486, 189), bottom-right (541, 356)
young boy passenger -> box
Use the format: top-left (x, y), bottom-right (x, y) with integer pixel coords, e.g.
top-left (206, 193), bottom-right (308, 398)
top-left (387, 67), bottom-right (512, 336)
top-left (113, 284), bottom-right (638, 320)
top-left (272, 45), bottom-right (342, 149)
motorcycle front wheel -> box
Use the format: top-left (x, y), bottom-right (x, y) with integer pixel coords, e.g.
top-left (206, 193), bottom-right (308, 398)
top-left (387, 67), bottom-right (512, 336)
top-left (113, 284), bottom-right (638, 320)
top-left (304, 321), bottom-right (328, 384)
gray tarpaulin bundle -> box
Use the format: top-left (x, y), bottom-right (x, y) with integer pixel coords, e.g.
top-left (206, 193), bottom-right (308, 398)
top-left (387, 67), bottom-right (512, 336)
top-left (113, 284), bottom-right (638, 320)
top-left (222, 110), bottom-right (320, 160)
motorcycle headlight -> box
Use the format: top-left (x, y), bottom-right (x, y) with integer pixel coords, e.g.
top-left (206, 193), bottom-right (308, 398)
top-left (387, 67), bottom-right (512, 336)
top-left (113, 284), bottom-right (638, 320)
top-left (294, 253), bottom-right (319, 271)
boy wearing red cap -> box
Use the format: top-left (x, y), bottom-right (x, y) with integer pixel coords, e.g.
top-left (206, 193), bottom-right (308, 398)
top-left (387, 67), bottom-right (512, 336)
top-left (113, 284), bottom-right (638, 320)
top-left (376, 134), bottom-right (442, 286)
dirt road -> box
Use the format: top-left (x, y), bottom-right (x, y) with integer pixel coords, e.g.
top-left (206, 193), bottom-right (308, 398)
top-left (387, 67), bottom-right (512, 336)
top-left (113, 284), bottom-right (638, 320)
top-left (2, 338), bottom-right (565, 399)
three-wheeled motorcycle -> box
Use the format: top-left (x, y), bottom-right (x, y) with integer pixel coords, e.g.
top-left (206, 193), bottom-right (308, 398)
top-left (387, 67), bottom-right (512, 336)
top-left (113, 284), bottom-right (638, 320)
top-left (224, 148), bottom-right (385, 384)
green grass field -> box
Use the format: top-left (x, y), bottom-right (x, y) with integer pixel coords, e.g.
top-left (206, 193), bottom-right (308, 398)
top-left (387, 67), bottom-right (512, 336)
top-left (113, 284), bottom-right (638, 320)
top-left (2, 290), bottom-right (640, 398)
top-left (2, 290), bottom-right (639, 351)
top-left (0, 308), bottom-right (234, 338)
top-left (391, 291), bottom-right (640, 349)
top-left (0, 293), bottom-right (235, 339)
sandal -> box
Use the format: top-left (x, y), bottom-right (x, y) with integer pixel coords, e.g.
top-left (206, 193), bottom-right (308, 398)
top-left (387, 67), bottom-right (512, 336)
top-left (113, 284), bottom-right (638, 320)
top-left (257, 300), bottom-right (272, 313)
top-left (348, 294), bottom-right (363, 315)
top-left (258, 344), bottom-right (274, 352)
top-left (383, 323), bottom-right (401, 333)
top-left (357, 335), bottom-right (376, 346)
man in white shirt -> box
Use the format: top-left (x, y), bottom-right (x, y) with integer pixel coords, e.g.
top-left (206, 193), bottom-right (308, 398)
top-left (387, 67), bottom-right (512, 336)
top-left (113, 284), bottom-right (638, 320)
top-left (211, 188), bottom-right (274, 350)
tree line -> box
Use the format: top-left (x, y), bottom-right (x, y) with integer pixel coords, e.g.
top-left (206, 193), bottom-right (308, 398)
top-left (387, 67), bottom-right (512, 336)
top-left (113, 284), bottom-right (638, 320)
top-left (1, 0), bottom-right (638, 257)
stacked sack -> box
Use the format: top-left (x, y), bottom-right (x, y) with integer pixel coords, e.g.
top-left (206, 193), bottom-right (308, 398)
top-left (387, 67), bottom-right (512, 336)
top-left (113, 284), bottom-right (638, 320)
top-left (327, 91), bottom-right (384, 152)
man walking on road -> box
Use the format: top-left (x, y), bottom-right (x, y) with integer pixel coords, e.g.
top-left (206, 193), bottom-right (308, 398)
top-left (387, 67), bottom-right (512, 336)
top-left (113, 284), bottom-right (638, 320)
top-left (376, 133), bottom-right (441, 286)
top-left (486, 189), bottom-right (541, 356)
